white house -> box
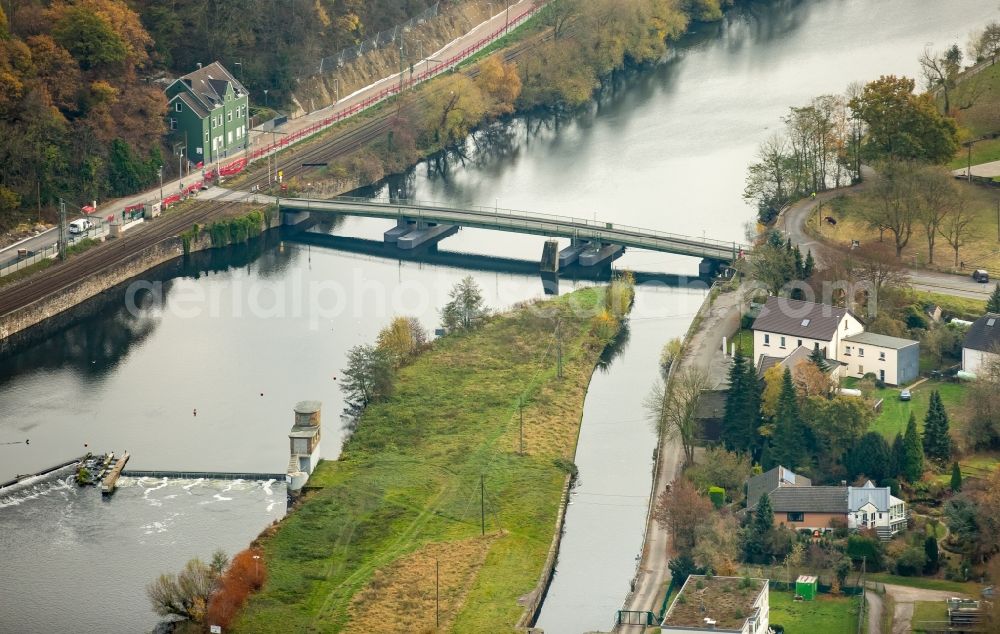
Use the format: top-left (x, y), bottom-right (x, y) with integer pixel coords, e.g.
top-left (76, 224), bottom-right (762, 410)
top-left (661, 575), bottom-right (769, 634)
top-left (962, 313), bottom-right (1000, 375)
top-left (752, 297), bottom-right (918, 386)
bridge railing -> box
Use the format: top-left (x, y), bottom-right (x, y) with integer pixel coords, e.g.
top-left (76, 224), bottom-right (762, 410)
top-left (285, 196), bottom-right (751, 255)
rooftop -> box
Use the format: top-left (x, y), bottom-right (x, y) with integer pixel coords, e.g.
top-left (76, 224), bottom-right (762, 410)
top-left (770, 486), bottom-right (848, 513)
top-left (963, 313), bottom-right (1000, 353)
top-left (752, 296), bottom-right (856, 340)
top-left (746, 465), bottom-right (810, 509)
top-left (663, 575), bottom-right (768, 630)
top-left (843, 331), bottom-right (918, 350)
top-left (295, 400), bottom-right (322, 414)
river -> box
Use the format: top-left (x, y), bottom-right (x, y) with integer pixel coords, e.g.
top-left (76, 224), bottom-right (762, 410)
top-left (0, 0), bottom-right (995, 632)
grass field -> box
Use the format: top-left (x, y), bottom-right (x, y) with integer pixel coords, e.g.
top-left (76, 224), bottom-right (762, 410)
top-left (868, 573), bottom-right (981, 595)
top-left (235, 288), bottom-right (612, 633)
top-left (865, 380), bottom-right (967, 439)
top-left (768, 591), bottom-right (860, 633)
top-left (912, 600), bottom-right (948, 633)
top-left (910, 290), bottom-right (986, 322)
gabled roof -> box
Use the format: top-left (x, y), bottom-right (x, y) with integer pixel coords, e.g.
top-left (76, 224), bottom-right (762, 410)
top-left (747, 465), bottom-right (810, 509)
top-left (170, 91), bottom-right (209, 119)
top-left (770, 486), bottom-right (849, 513)
top-left (168, 61), bottom-right (247, 115)
top-left (963, 313), bottom-right (1000, 353)
top-left (756, 346), bottom-right (838, 378)
top-left (843, 332), bottom-right (918, 350)
top-left (752, 296), bottom-right (857, 340)
top-left (847, 480), bottom-right (891, 512)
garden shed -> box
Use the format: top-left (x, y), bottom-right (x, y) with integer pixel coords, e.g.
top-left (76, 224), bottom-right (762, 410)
top-left (795, 575), bottom-right (817, 601)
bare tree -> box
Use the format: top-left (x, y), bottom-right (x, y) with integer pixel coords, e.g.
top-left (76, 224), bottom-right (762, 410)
top-left (147, 558), bottom-right (218, 623)
top-left (863, 161), bottom-right (919, 258)
top-left (915, 165), bottom-right (958, 264)
top-left (938, 193), bottom-right (974, 267)
top-left (920, 45), bottom-right (962, 113)
top-left (848, 243), bottom-right (909, 317)
top-left (646, 366), bottom-right (711, 465)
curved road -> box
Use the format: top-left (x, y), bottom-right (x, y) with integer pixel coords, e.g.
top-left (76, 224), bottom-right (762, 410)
top-left (782, 186), bottom-right (992, 300)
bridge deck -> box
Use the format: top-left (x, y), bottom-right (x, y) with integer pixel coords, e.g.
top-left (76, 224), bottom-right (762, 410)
top-left (279, 197), bottom-right (745, 262)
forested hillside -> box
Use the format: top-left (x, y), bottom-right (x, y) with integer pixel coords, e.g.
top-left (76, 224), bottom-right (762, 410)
top-left (0, 0), bottom-right (446, 231)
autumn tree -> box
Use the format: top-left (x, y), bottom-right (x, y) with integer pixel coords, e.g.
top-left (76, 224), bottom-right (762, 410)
top-left (938, 192), bottom-right (974, 267)
top-left (919, 45), bottom-right (962, 113)
top-left (376, 316), bottom-right (426, 367)
top-left (654, 477), bottom-right (713, 553)
top-left (147, 557), bottom-right (219, 624)
top-left (685, 447), bottom-right (752, 503)
top-left (476, 54), bottom-right (522, 117)
top-left (848, 75), bottom-right (959, 164)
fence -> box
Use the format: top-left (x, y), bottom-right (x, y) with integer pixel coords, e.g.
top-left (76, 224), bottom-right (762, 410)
top-left (312, 3), bottom-right (441, 77)
top-left (0, 225), bottom-right (111, 279)
top-left (247, 5), bottom-right (538, 165)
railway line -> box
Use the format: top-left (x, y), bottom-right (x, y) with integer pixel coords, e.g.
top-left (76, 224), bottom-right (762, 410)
top-left (0, 24), bottom-right (556, 322)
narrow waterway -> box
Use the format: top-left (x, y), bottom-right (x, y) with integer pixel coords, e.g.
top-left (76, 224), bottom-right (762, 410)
top-left (0, 0), bottom-right (995, 631)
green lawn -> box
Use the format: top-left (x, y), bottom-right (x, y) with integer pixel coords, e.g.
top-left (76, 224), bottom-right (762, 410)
top-left (910, 291), bottom-right (985, 322)
top-left (235, 288), bottom-right (612, 633)
top-left (768, 591), bottom-right (860, 633)
top-left (735, 328), bottom-right (753, 359)
top-left (868, 573), bottom-right (981, 595)
top-left (868, 380), bottom-right (967, 439)
top-left (933, 453), bottom-right (1000, 485)
top-left (912, 601), bottom-right (948, 633)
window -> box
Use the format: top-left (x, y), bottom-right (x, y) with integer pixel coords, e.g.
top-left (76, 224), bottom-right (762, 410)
top-left (168, 118), bottom-right (176, 130)
top-left (763, 334), bottom-right (770, 346)
top-left (844, 346), bottom-right (852, 356)
top-left (858, 364), bottom-right (863, 374)
top-left (780, 336), bottom-right (786, 348)
top-left (844, 320), bottom-right (848, 330)
top-left (786, 512), bottom-right (804, 522)
top-left (175, 102), bottom-right (182, 112)
top-left (879, 351), bottom-right (886, 361)
top-left (801, 319), bottom-right (810, 327)
top-left (814, 342), bottom-right (819, 350)
top-left (227, 111), bottom-right (233, 123)
top-left (858, 347), bottom-right (865, 357)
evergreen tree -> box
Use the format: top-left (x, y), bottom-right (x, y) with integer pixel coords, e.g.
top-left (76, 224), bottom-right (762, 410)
top-left (847, 432), bottom-right (891, 481)
top-left (922, 390), bottom-right (952, 462)
top-left (722, 349), bottom-right (761, 454)
top-left (891, 433), bottom-right (906, 479)
top-left (924, 535), bottom-right (939, 574)
top-left (950, 461), bottom-right (963, 492)
top-left (803, 250), bottom-right (815, 279)
top-left (903, 412), bottom-right (924, 482)
top-left (793, 245), bottom-right (804, 279)
top-left (771, 368), bottom-right (808, 470)
top-left (808, 346), bottom-right (828, 372)
top-left (743, 493), bottom-right (775, 564)
top-left (988, 283), bottom-right (1000, 313)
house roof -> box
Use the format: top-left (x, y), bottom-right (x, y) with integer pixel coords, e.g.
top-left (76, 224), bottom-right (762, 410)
top-left (756, 346), bottom-right (838, 378)
top-left (848, 481), bottom-right (892, 512)
top-left (963, 313), bottom-right (1000, 353)
top-left (770, 486), bottom-right (849, 513)
top-left (663, 576), bottom-right (768, 630)
top-left (843, 332), bottom-right (918, 350)
top-left (170, 61), bottom-right (247, 115)
top-left (752, 296), bottom-right (856, 340)
top-left (747, 465), bottom-right (811, 509)
top-left (170, 91), bottom-right (209, 119)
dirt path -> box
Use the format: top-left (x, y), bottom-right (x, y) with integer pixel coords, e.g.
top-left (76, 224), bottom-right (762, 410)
top-left (873, 583), bottom-right (971, 634)
top-left (867, 588), bottom-right (884, 634)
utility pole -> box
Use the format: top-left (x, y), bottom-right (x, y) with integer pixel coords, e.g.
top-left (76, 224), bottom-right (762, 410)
top-left (480, 474), bottom-right (485, 536)
top-left (519, 396), bottom-right (524, 455)
top-left (435, 559), bottom-right (440, 629)
top-left (505, 0), bottom-right (510, 33)
top-left (555, 320), bottom-right (563, 379)
top-left (159, 165), bottom-right (164, 202)
top-left (996, 200), bottom-right (999, 242)
top-left (57, 198), bottom-right (67, 260)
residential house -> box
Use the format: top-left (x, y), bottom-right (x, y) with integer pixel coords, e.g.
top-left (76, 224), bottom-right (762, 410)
top-left (164, 62), bottom-right (250, 167)
top-left (661, 575), bottom-right (769, 634)
top-left (751, 297), bottom-right (918, 386)
top-left (747, 466), bottom-right (907, 540)
top-left (756, 344), bottom-right (843, 381)
top-left (962, 313), bottom-right (1000, 375)
top-left (839, 332), bottom-right (919, 386)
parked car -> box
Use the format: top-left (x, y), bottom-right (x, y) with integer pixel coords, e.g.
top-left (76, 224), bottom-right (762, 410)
top-left (973, 269), bottom-right (989, 283)
top-left (68, 218), bottom-right (94, 234)
top-left (900, 389), bottom-right (911, 401)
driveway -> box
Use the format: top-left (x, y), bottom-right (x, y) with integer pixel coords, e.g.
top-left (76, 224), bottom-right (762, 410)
top-left (871, 583), bottom-right (971, 634)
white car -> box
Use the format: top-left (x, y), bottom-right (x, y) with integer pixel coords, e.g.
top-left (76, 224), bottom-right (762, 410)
top-left (900, 389), bottom-right (911, 401)
top-left (68, 218), bottom-right (94, 234)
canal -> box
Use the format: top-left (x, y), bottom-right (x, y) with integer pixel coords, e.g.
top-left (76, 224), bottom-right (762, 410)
top-left (0, 0), bottom-right (995, 631)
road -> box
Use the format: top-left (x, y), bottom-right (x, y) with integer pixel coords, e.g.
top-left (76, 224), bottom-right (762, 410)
top-left (0, 0), bottom-right (539, 269)
top-left (618, 285), bottom-right (742, 631)
top-left (782, 188), bottom-right (992, 300)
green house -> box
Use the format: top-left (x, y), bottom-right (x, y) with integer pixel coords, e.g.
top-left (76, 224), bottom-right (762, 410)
top-left (164, 61), bottom-right (250, 168)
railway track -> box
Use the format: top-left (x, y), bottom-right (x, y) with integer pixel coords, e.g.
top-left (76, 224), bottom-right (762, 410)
top-left (0, 200), bottom-right (248, 317)
top-left (0, 25), bottom-right (557, 321)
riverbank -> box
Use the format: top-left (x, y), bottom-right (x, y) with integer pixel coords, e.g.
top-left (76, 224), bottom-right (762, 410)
top-left (0, 202), bottom-right (273, 349)
top-left (233, 286), bottom-right (622, 632)
top-left (619, 282), bottom-right (742, 629)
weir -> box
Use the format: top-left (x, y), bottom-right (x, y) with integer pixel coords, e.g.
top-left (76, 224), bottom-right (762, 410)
top-left (120, 470), bottom-right (286, 481)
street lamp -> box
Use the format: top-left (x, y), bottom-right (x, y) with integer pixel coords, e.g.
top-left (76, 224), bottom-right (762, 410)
top-left (332, 77), bottom-right (340, 104)
top-left (263, 89), bottom-right (269, 109)
top-left (252, 554), bottom-right (260, 580)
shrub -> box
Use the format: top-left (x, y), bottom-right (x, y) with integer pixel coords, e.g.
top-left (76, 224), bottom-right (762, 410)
top-left (708, 486), bottom-right (725, 509)
top-left (893, 546), bottom-right (927, 576)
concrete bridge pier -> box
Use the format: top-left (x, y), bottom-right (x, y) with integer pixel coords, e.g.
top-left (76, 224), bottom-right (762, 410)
top-left (541, 239), bottom-right (559, 273)
top-left (578, 242), bottom-right (624, 267)
top-left (283, 210), bottom-right (311, 226)
top-left (384, 219), bottom-right (458, 250)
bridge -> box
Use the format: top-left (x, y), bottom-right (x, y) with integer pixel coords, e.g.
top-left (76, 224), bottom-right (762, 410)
top-left (278, 197), bottom-right (747, 267)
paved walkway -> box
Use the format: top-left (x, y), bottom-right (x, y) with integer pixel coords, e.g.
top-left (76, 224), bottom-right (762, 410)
top-left (952, 160), bottom-right (1000, 179)
top-left (618, 284), bottom-right (743, 631)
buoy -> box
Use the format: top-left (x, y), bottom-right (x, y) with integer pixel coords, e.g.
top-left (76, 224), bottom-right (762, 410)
top-left (193, 408), bottom-right (197, 416)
